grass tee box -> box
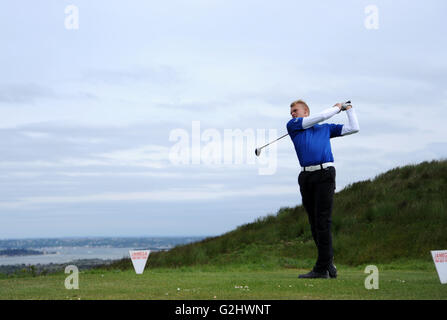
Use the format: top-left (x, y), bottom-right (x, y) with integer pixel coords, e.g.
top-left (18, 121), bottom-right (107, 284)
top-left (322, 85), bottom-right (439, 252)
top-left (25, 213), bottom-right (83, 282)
top-left (0, 265), bottom-right (446, 300)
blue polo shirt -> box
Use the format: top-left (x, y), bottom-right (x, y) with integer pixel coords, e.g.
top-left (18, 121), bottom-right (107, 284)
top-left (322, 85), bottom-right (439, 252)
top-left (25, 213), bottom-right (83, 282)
top-left (287, 117), bottom-right (343, 167)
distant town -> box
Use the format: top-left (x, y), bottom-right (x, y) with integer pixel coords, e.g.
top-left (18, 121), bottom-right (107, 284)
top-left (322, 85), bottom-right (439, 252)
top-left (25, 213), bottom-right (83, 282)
top-left (0, 236), bottom-right (206, 250)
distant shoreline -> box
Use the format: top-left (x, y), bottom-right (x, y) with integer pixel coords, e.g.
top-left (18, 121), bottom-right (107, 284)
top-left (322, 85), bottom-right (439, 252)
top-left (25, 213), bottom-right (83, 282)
top-left (0, 248), bottom-right (56, 257)
top-left (0, 258), bottom-right (121, 275)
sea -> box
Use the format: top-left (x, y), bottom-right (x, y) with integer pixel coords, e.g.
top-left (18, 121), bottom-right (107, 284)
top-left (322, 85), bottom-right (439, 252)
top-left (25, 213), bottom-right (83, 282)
top-left (0, 236), bottom-right (205, 266)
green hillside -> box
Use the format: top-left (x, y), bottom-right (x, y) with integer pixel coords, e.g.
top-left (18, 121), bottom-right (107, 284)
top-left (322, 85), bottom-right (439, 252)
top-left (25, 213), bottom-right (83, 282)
top-left (110, 159), bottom-right (447, 270)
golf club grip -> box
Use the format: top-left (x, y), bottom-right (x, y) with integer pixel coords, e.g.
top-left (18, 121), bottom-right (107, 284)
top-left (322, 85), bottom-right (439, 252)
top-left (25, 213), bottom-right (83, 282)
top-left (341, 100), bottom-right (351, 111)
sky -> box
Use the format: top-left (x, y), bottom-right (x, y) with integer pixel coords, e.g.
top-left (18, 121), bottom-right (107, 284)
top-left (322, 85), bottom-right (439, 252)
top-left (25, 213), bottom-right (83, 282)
top-left (0, 0), bottom-right (446, 238)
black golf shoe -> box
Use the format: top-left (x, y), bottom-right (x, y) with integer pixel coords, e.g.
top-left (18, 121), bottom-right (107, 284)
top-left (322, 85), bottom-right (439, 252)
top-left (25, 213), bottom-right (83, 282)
top-left (298, 270), bottom-right (329, 279)
top-left (328, 264), bottom-right (337, 278)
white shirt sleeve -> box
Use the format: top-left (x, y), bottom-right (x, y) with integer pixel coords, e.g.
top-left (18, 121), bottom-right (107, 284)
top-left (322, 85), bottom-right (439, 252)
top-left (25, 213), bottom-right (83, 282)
top-left (341, 108), bottom-right (360, 136)
top-left (301, 106), bottom-right (341, 129)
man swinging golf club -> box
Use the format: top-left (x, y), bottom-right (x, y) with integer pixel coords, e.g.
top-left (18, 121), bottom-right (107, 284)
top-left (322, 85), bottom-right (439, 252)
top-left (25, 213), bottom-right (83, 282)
top-left (287, 100), bottom-right (359, 279)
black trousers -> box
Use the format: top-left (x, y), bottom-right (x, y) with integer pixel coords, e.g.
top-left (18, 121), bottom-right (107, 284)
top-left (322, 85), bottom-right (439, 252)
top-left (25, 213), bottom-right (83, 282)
top-left (298, 166), bottom-right (336, 273)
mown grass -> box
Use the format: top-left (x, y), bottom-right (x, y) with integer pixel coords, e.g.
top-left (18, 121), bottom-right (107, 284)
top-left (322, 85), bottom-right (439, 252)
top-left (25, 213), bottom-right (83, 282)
top-left (107, 159), bottom-right (447, 270)
top-left (1, 263), bottom-right (445, 300)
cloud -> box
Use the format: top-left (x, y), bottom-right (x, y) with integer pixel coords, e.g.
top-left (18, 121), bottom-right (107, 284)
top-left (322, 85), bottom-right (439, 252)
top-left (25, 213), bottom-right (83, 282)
top-left (0, 83), bottom-right (99, 106)
top-left (81, 66), bottom-right (184, 86)
top-left (0, 184), bottom-right (296, 209)
top-left (0, 83), bottom-right (54, 104)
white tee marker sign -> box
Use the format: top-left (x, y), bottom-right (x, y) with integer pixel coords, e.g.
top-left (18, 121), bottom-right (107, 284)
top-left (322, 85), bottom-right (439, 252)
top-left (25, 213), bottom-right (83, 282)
top-left (431, 250), bottom-right (447, 284)
top-left (129, 250), bottom-right (150, 274)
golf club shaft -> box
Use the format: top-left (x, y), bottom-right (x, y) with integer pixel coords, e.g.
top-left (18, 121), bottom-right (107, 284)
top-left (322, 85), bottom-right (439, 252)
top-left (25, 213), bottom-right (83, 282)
top-left (258, 133), bottom-right (289, 150)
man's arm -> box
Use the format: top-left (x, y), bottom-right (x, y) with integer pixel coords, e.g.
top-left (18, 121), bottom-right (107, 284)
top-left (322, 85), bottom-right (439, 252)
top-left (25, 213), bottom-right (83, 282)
top-left (301, 105), bottom-right (341, 129)
top-left (340, 107), bottom-right (360, 136)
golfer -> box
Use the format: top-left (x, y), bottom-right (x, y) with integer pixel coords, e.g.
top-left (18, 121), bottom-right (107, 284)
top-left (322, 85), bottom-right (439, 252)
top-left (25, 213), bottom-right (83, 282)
top-left (287, 100), bottom-right (359, 279)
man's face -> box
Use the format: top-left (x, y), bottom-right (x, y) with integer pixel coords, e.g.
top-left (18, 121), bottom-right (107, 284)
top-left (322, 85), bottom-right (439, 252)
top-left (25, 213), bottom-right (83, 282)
top-left (290, 104), bottom-right (309, 118)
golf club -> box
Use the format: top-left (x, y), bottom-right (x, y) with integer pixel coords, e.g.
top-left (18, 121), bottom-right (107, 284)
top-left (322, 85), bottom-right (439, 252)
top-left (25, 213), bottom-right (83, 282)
top-left (255, 133), bottom-right (289, 157)
top-left (255, 100), bottom-right (351, 156)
